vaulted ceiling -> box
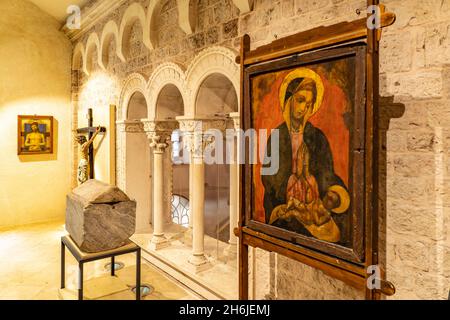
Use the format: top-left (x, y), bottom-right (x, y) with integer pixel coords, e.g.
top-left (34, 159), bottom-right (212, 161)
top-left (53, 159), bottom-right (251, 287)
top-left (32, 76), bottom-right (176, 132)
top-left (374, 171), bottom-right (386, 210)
top-left (28, 0), bottom-right (89, 22)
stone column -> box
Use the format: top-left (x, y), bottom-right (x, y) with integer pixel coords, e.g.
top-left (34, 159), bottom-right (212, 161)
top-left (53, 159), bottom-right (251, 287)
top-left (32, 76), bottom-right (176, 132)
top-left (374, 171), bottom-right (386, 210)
top-left (225, 112), bottom-right (240, 257)
top-left (143, 120), bottom-right (178, 250)
top-left (177, 118), bottom-right (196, 245)
top-left (178, 117), bottom-right (227, 273)
top-left (190, 139), bottom-right (208, 270)
top-left (116, 120), bottom-right (144, 191)
top-left (183, 150), bottom-right (195, 245)
top-left (188, 151), bottom-right (194, 232)
top-left (115, 121), bottom-right (127, 192)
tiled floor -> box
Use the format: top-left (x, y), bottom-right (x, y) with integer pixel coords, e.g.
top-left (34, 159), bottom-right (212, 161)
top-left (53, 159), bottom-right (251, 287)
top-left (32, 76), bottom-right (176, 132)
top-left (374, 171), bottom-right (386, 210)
top-left (0, 221), bottom-right (198, 300)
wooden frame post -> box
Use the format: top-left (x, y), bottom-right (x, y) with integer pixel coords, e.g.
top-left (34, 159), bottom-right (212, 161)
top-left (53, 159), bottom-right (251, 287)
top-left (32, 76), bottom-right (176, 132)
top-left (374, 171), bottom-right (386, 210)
top-left (88, 108), bottom-right (95, 179)
top-left (238, 34), bottom-right (251, 300)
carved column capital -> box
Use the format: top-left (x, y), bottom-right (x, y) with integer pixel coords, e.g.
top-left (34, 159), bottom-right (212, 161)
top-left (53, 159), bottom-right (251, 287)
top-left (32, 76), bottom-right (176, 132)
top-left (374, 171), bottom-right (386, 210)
top-left (191, 131), bottom-right (216, 158)
top-left (177, 116), bottom-right (228, 133)
top-left (229, 112), bottom-right (241, 131)
top-left (176, 117), bottom-right (228, 159)
top-left (150, 135), bottom-right (171, 153)
top-left (142, 119), bottom-right (179, 153)
top-left (116, 120), bottom-right (144, 133)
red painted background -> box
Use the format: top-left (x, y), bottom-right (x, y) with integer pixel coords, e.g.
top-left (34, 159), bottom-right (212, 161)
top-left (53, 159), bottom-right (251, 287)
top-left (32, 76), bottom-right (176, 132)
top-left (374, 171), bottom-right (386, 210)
top-left (252, 68), bottom-right (350, 223)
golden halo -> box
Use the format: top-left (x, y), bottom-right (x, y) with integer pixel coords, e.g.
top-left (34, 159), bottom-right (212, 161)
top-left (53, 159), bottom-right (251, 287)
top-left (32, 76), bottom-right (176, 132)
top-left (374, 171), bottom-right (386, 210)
top-left (279, 68), bottom-right (325, 118)
top-left (328, 185), bottom-right (350, 214)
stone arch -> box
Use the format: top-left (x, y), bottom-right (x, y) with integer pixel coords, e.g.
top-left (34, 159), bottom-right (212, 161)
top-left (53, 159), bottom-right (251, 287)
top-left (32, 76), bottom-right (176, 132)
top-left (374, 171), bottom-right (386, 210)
top-left (147, 63), bottom-right (187, 120)
top-left (148, 0), bottom-right (194, 49)
top-left (84, 32), bottom-right (101, 75)
top-left (72, 42), bottom-right (85, 71)
top-left (100, 20), bottom-right (123, 69)
top-left (118, 73), bottom-right (149, 121)
top-left (155, 84), bottom-right (185, 121)
top-left (188, 49), bottom-right (240, 250)
top-left (118, 3), bottom-right (151, 60)
top-left (127, 92), bottom-right (148, 120)
top-left (185, 47), bottom-right (240, 117)
top-left (145, 0), bottom-right (164, 49)
top-left (177, 0), bottom-right (197, 35)
top-left (195, 73), bottom-right (238, 117)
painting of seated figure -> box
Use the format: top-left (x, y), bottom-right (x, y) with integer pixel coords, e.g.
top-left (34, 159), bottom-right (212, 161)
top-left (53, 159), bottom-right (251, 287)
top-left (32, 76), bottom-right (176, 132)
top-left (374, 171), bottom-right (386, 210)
top-left (248, 44), bottom-right (366, 262)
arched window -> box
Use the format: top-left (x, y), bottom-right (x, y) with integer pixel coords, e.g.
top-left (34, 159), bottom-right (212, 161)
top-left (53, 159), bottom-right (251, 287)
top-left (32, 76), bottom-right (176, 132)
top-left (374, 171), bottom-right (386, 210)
top-left (171, 195), bottom-right (189, 227)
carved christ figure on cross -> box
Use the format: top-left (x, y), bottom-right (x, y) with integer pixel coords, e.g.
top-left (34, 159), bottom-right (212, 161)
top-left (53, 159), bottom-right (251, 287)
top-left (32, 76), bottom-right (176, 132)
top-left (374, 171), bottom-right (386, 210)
top-left (76, 126), bottom-right (102, 185)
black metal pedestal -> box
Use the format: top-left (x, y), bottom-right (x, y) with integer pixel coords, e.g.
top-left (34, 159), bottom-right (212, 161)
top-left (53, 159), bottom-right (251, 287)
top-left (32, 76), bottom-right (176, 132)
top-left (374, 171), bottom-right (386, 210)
top-left (60, 235), bottom-right (141, 301)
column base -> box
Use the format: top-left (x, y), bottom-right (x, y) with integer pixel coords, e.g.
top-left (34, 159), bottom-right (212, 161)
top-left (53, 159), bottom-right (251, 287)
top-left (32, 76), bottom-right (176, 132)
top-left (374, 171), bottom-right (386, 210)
top-left (149, 235), bottom-right (170, 251)
top-left (187, 254), bottom-right (211, 274)
top-left (183, 227), bottom-right (193, 246)
top-left (223, 242), bottom-right (238, 259)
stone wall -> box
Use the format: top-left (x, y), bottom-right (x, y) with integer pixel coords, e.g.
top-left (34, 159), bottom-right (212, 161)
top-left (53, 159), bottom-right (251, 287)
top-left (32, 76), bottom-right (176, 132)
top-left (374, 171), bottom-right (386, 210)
top-left (71, 0), bottom-right (450, 299)
top-left (381, 0), bottom-right (450, 300)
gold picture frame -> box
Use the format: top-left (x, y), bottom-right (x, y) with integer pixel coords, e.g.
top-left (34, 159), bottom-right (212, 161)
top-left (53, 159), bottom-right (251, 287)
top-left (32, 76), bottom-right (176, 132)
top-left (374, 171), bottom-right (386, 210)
top-left (18, 115), bottom-right (54, 155)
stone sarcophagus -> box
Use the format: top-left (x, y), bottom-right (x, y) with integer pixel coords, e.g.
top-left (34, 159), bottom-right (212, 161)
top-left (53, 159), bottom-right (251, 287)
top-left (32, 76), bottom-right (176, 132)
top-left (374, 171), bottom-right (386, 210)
top-left (65, 180), bottom-right (136, 253)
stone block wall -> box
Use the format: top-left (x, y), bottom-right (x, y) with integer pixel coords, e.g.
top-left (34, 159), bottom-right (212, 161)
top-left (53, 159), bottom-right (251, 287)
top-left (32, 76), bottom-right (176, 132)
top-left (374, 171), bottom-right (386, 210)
top-left (380, 0), bottom-right (450, 300)
top-left (71, 0), bottom-right (450, 299)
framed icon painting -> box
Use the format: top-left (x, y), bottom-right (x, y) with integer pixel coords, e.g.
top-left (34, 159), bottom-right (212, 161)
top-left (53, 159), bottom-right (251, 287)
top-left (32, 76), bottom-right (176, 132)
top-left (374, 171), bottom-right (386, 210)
top-left (237, 4), bottom-right (397, 300)
top-left (18, 115), bottom-right (54, 155)
top-left (244, 44), bottom-right (367, 263)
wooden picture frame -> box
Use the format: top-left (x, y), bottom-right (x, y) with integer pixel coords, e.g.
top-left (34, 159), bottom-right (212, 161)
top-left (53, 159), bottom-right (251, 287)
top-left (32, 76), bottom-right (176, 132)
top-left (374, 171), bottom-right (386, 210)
top-left (236, 1), bottom-right (396, 300)
top-left (18, 115), bottom-right (54, 155)
top-left (245, 44), bottom-right (366, 264)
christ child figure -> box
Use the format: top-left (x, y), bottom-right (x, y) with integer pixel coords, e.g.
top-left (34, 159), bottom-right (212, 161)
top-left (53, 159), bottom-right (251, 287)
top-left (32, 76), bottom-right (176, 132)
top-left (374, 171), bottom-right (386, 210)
top-left (286, 143), bottom-right (332, 227)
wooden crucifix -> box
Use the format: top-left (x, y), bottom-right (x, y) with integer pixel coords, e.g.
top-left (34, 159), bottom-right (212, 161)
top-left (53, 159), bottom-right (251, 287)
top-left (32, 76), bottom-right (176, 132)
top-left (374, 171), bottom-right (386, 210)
top-left (75, 108), bottom-right (106, 183)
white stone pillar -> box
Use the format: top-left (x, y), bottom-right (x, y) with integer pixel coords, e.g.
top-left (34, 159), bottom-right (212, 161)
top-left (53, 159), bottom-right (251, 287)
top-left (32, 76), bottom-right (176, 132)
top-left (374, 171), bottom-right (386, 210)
top-left (115, 121), bottom-right (129, 192)
top-left (178, 117), bottom-right (228, 273)
top-left (226, 113), bottom-right (240, 257)
top-left (143, 120), bottom-right (178, 251)
top-left (151, 137), bottom-right (169, 249)
top-left (186, 124), bottom-right (212, 273)
top-left (189, 151), bottom-right (194, 231)
top-left (182, 150), bottom-right (195, 245)
top-left (177, 119), bottom-right (195, 245)
top-left (229, 163), bottom-right (238, 243)
top-left (189, 149), bottom-right (208, 269)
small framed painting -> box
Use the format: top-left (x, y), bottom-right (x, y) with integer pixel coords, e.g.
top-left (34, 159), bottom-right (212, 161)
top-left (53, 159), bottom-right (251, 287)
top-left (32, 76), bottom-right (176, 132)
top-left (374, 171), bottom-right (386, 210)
top-left (18, 115), bottom-right (54, 155)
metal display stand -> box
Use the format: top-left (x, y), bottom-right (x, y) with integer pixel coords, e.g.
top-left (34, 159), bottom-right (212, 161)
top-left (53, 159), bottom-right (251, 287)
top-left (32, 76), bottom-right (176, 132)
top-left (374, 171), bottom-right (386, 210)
top-left (60, 235), bottom-right (141, 300)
